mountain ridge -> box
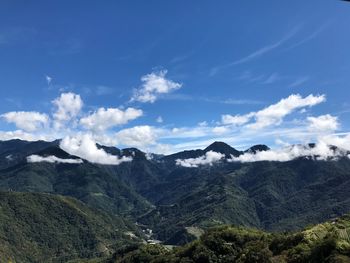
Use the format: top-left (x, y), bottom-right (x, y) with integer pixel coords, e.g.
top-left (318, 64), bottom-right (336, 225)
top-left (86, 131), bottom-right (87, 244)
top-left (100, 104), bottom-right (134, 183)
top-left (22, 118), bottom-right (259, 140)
top-left (1, 139), bottom-right (350, 246)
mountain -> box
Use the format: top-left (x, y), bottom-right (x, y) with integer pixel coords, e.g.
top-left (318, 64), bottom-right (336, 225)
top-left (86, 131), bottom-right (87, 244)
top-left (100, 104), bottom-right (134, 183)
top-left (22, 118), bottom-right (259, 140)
top-left (0, 192), bottom-right (141, 263)
top-left (162, 141), bottom-right (241, 162)
top-left (204, 141), bottom-right (242, 157)
top-left (245, 144), bottom-right (270, 153)
top-left (0, 141), bottom-right (152, 218)
top-left (137, 156), bottom-right (350, 244)
top-left (112, 214), bottom-right (350, 263)
top-left (0, 139), bottom-right (56, 169)
top-left (0, 161), bottom-right (152, 217)
top-left (1, 139), bottom-right (350, 248)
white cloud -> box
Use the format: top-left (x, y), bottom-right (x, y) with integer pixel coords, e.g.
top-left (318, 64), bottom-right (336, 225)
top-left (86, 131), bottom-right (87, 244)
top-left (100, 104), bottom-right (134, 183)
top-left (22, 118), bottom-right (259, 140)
top-left (152, 143), bottom-right (173, 155)
top-left (80, 107), bottom-right (143, 132)
top-left (307, 114), bottom-right (339, 133)
top-left (27, 155), bottom-right (83, 164)
top-left (131, 70), bottom-right (182, 103)
top-left (198, 121), bottom-right (208, 127)
top-left (249, 94), bottom-right (325, 129)
top-left (1, 111), bottom-right (49, 132)
top-left (0, 130), bottom-right (53, 142)
top-left (0, 90), bottom-right (347, 158)
top-left (169, 127), bottom-right (209, 139)
top-left (221, 114), bottom-right (253, 126)
top-left (212, 126), bottom-right (230, 135)
top-left (176, 151), bottom-right (225, 168)
top-left (114, 125), bottom-right (158, 148)
top-left (248, 94), bottom-right (325, 130)
top-left (52, 92), bottom-right (83, 129)
top-left (60, 134), bottom-right (132, 165)
top-left (221, 94), bottom-right (325, 130)
top-left (46, 75), bottom-right (52, 85)
top-left (156, 116), bottom-right (163, 123)
top-left (320, 133), bottom-right (350, 151)
top-left (229, 140), bottom-right (348, 163)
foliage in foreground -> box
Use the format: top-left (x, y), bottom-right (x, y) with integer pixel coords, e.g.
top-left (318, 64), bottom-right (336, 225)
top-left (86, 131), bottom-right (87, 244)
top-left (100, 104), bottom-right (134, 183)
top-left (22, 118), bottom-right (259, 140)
top-left (112, 215), bottom-right (350, 263)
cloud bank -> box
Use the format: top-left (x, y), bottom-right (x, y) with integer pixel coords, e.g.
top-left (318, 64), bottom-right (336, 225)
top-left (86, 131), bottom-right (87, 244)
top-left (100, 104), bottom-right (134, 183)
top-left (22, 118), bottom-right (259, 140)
top-left (228, 141), bottom-right (349, 163)
top-left (1, 111), bottom-right (49, 132)
top-left (80, 107), bottom-right (143, 132)
top-left (27, 155), bottom-right (83, 164)
top-left (221, 94), bottom-right (326, 130)
top-left (60, 134), bottom-right (132, 165)
top-left (176, 151), bottom-right (225, 168)
top-left (176, 139), bottom-right (350, 166)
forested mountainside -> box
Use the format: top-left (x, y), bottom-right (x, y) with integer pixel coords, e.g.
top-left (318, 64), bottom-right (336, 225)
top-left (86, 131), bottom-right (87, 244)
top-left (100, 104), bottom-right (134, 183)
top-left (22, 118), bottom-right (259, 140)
top-left (0, 139), bottom-right (350, 261)
top-left (111, 214), bottom-right (350, 263)
top-left (0, 192), bottom-right (141, 263)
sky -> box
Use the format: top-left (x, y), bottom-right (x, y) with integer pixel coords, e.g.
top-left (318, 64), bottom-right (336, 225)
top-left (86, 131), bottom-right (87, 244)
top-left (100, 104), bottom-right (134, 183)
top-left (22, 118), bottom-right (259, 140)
top-left (1, 0), bottom-right (350, 159)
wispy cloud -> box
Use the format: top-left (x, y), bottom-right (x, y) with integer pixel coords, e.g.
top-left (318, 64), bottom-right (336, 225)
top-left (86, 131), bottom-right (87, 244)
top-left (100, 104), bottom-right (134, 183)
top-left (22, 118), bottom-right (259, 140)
top-left (96, 86), bottom-right (115, 95)
top-left (237, 70), bottom-right (309, 88)
top-left (0, 27), bottom-right (37, 45)
top-left (284, 22), bottom-right (330, 51)
top-left (221, 98), bottom-right (263, 105)
top-left (288, 76), bottom-right (310, 88)
top-left (210, 26), bottom-right (300, 76)
top-left (170, 54), bottom-right (191, 64)
top-left (202, 97), bottom-right (263, 105)
top-left (47, 38), bottom-right (83, 56)
top-left (263, 73), bottom-right (280, 84)
top-left (46, 75), bottom-right (52, 89)
top-left (229, 26), bottom-right (300, 66)
top-left (161, 94), bottom-right (262, 105)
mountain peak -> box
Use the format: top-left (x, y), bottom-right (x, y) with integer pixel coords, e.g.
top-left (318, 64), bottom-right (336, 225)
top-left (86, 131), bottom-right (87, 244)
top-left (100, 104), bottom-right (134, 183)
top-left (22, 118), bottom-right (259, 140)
top-left (204, 141), bottom-right (241, 157)
top-left (245, 144), bottom-right (270, 154)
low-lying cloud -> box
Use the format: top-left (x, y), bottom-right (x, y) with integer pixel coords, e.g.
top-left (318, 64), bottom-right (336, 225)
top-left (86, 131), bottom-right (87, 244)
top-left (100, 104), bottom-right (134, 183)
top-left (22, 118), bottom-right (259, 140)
top-left (60, 134), bottom-right (133, 165)
top-left (27, 155), bottom-right (83, 164)
top-left (176, 137), bottom-right (350, 166)
top-left (229, 140), bottom-right (349, 163)
top-left (176, 150), bottom-right (225, 168)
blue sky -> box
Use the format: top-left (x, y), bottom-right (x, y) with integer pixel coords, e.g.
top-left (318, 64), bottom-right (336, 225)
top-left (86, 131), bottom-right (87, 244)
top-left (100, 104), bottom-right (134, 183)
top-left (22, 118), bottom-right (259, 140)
top-left (1, 0), bottom-right (350, 155)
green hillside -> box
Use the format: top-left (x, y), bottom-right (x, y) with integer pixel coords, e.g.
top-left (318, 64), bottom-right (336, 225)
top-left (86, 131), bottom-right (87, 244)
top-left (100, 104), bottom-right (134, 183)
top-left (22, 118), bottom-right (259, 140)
top-left (137, 156), bottom-right (350, 245)
top-left (1, 140), bottom-right (350, 254)
top-left (0, 192), bottom-right (141, 263)
top-left (0, 160), bottom-right (152, 218)
top-left (112, 214), bottom-right (350, 263)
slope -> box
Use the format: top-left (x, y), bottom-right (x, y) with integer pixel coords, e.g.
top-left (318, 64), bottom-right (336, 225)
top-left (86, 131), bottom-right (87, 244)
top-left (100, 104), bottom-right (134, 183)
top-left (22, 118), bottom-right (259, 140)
top-left (0, 192), bottom-right (141, 263)
top-left (113, 214), bottom-right (350, 263)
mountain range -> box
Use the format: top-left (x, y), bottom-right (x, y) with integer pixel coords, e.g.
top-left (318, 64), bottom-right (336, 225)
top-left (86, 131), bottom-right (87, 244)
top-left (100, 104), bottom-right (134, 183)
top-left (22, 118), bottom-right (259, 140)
top-left (0, 138), bottom-right (350, 261)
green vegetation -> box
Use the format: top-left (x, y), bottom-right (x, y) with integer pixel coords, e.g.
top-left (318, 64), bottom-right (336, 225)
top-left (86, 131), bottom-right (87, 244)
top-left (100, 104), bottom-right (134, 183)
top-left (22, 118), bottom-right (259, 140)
top-left (1, 140), bottom-right (350, 260)
top-left (0, 192), bottom-right (140, 263)
top-left (138, 156), bottom-right (350, 244)
top-left (112, 215), bottom-right (350, 263)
